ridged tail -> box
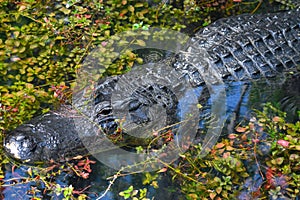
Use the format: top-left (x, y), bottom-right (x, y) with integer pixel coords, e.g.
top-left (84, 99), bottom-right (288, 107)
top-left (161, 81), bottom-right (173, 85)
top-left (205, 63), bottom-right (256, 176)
top-left (174, 10), bottom-right (300, 86)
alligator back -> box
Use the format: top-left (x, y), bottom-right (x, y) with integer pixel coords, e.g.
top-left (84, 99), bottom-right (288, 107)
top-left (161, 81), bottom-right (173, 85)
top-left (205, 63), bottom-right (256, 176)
top-left (174, 9), bottom-right (300, 86)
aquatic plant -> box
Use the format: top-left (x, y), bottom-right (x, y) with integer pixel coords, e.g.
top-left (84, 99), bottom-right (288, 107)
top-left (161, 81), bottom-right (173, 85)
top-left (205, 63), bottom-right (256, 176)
top-left (162, 103), bottom-right (299, 199)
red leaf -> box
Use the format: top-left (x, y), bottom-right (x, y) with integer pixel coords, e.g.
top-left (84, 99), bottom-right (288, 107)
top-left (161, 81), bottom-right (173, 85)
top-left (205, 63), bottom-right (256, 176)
top-left (277, 140), bottom-right (289, 148)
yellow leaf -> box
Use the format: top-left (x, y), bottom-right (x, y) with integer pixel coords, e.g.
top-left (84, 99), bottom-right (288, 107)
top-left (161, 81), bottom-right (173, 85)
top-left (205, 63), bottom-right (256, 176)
top-left (188, 194), bottom-right (198, 200)
top-left (72, 155), bottom-right (83, 160)
top-left (136, 57), bottom-right (143, 64)
top-left (27, 168), bottom-right (32, 177)
top-left (55, 36), bottom-right (65, 40)
top-left (135, 39), bottom-right (146, 46)
top-left (135, 3), bottom-right (144, 7)
top-left (27, 76), bottom-right (34, 82)
top-left (13, 31), bottom-right (20, 38)
top-left (128, 5), bottom-right (134, 12)
top-left (120, 9), bottom-right (128, 16)
top-left (19, 46), bottom-right (26, 53)
top-left (38, 74), bottom-right (45, 80)
top-left (29, 43), bottom-right (39, 49)
top-left (25, 83), bottom-right (34, 89)
top-left (226, 146), bottom-right (234, 151)
top-left (59, 7), bottom-right (71, 15)
top-left (18, 5), bottom-right (27, 11)
top-left (14, 40), bottom-right (20, 47)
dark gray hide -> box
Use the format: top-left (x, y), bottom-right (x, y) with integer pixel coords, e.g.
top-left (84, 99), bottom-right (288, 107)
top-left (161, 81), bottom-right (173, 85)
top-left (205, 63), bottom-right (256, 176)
top-left (4, 10), bottom-right (300, 163)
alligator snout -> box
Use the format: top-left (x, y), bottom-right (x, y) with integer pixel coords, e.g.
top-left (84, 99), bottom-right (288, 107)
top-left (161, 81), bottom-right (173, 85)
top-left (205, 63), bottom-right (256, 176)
top-left (3, 112), bottom-right (82, 163)
top-left (4, 128), bottom-right (37, 162)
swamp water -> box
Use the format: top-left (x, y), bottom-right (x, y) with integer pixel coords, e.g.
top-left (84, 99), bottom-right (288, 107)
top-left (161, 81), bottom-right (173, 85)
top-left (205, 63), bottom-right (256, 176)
top-left (1, 48), bottom-right (299, 199)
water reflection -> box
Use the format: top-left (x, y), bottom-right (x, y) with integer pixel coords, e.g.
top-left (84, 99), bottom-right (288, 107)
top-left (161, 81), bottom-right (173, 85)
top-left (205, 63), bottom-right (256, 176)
top-left (2, 72), bottom-right (299, 199)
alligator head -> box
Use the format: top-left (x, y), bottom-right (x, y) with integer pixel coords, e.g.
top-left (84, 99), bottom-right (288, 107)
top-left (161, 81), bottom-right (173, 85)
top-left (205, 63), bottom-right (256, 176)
top-left (4, 76), bottom-right (180, 163)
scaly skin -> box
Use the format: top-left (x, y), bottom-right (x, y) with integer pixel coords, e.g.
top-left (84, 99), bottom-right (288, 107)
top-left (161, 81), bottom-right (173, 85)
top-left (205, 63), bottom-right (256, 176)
top-left (4, 10), bottom-right (300, 163)
top-left (174, 9), bottom-right (300, 86)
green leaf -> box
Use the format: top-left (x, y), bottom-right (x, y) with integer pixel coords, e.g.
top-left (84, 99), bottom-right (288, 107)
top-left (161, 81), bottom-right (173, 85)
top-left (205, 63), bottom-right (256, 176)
top-left (38, 74), bottom-right (45, 80)
top-left (135, 3), bottom-right (144, 7)
top-left (136, 57), bottom-right (143, 64)
top-left (276, 157), bottom-right (284, 165)
top-left (119, 40), bottom-right (129, 46)
top-left (124, 193), bottom-right (130, 199)
top-left (59, 7), bottom-right (71, 15)
top-left (29, 43), bottom-right (39, 49)
top-left (13, 31), bottom-right (20, 38)
top-left (119, 191), bottom-right (125, 196)
top-left (14, 40), bottom-right (20, 47)
top-left (132, 23), bottom-right (140, 30)
top-left (27, 76), bottom-right (34, 82)
top-left (55, 36), bottom-right (65, 40)
top-left (19, 46), bottom-right (26, 53)
top-left (128, 5), bottom-right (134, 12)
top-left (216, 186), bottom-right (222, 194)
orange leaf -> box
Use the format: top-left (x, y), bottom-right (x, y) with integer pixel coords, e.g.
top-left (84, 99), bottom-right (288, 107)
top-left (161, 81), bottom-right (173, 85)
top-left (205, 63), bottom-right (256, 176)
top-left (272, 116), bottom-right (281, 122)
top-left (236, 127), bottom-right (247, 132)
top-left (226, 146), bottom-right (234, 151)
top-left (241, 134), bottom-right (247, 141)
top-left (209, 192), bottom-right (217, 199)
top-left (157, 167), bottom-right (167, 173)
top-left (228, 134), bottom-right (237, 139)
top-left (215, 142), bottom-right (225, 149)
top-left (223, 152), bottom-right (230, 158)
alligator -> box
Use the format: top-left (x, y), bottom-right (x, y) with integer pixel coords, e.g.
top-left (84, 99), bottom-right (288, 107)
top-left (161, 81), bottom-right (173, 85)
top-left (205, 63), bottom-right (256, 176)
top-left (4, 9), bottom-right (300, 163)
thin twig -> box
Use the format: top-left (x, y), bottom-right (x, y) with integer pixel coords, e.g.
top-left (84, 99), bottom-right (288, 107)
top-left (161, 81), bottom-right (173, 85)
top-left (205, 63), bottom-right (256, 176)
top-left (251, 0), bottom-right (263, 14)
top-left (158, 159), bottom-right (199, 183)
top-left (253, 131), bottom-right (265, 180)
top-left (96, 172), bottom-right (120, 199)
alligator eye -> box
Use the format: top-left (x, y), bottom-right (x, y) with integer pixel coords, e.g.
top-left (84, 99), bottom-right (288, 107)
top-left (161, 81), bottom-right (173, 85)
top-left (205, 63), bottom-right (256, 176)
top-left (98, 107), bottom-right (111, 116)
top-left (128, 99), bottom-right (141, 111)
